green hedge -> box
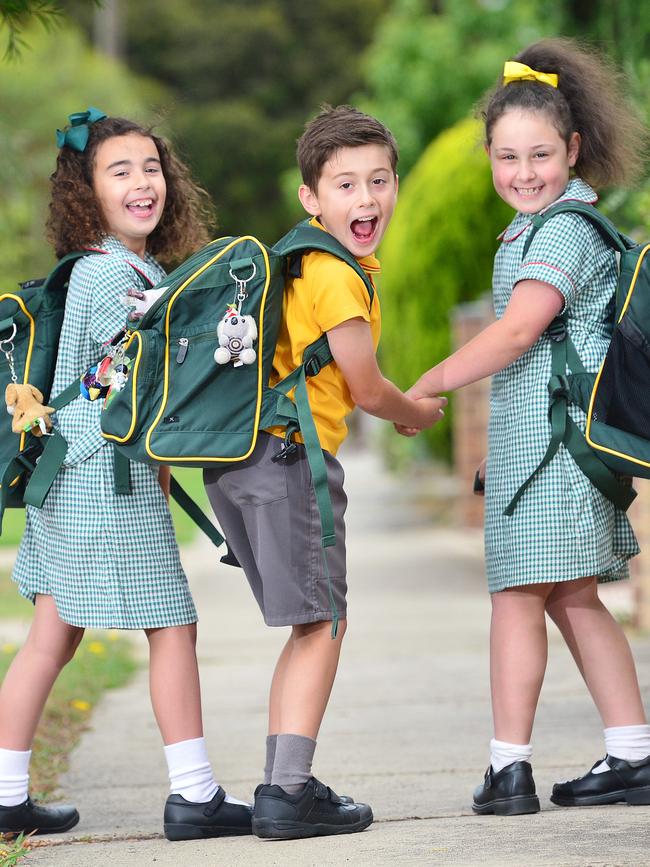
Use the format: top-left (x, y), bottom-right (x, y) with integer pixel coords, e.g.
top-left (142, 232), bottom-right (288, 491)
top-left (378, 116), bottom-right (512, 463)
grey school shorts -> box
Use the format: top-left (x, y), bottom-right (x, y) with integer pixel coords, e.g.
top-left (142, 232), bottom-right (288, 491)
top-left (204, 432), bottom-right (347, 627)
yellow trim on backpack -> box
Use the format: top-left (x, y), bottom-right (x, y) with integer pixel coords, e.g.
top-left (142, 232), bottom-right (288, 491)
top-left (143, 236), bottom-right (272, 463)
top-left (616, 243), bottom-right (650, 323)
top-left (101, 330), bottom-right (143, 445)
top-left (1, 294), bottom-right (36, 487)
top-left (585, 244), bottom-right (650, 469)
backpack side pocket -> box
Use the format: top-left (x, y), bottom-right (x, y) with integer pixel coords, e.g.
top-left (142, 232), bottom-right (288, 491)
top-left (101, 329), bottom-right (163, 447)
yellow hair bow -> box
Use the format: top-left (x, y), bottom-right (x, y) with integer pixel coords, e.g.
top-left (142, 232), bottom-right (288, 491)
top-left (503, 61), bottom-right (558, 89)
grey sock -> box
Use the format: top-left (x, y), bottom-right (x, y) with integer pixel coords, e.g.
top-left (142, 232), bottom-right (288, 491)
top-left (271, 733), bottom-right (316, 794)
top-left (263, 734), bottom-right (277, 785)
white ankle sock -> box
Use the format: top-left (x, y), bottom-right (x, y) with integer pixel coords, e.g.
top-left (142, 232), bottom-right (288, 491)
top-left (592, 724), bottom-right (650, 773)
top-left (163, 738), bottom-right (249, 806)
top-left (490, 738), bottom-right (533, 773)
top-left (0, 748), bottom-right (31, 807)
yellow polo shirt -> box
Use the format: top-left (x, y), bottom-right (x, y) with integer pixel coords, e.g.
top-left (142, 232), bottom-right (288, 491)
top-left (267, 219), bottom-right (381, 456)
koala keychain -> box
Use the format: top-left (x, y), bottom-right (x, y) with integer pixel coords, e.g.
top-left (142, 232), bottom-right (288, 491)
top-left (215, 261), bottom-right (259, 368)
top-left (214, 305), bottom-right (258, 367)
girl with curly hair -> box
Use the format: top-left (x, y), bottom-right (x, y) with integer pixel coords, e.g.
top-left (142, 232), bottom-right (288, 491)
top-left (0, 110), bottom-right (252, 840)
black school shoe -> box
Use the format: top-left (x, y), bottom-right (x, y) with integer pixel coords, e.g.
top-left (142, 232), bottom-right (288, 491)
top-left (253, 782), bottom-right (354, 805)
top-left (0, 797), bottom-right (79, 835)
top-left (252, 777), bottom-right (373, 840)
top-left (163, 786), bottom-right (253, 841)
top-left (551, 754), bottom-right (650, 807)
top-left (472, 761), bottom-right (540, 816)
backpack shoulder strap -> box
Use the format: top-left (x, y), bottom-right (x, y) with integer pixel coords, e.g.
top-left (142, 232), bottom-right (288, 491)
top-left (523, 201), bottom-right (635, 258)
top-left (40, 249), bottom-right (107, 292)
top-left (273, 220), bottom-right (375, 306)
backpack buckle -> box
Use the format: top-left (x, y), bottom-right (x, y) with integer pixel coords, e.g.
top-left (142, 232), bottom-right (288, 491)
top-left (548, 375), bottom-right (570, 401)
top-left (304, 355), bottom-right (322, 377)
top-left (547, 319), bottom-right (567, 342)
top-left (271, 427), bottom-right (299, 462)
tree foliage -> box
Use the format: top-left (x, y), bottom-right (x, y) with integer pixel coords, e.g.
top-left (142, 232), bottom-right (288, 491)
top-left (360, 0), bottom-right (559, 175)
top-left (62, 0), bottom-right (390, 239)
top-left (378, 117), bottom-right (512, 461)
top-left (0, 23), bottom-right (163, 286)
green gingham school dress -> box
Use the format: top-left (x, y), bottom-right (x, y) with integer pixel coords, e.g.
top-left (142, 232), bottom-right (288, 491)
top-left (12, 236), bottom-right (197, 628)
top-left (485, 178), bottom-right (639, 593)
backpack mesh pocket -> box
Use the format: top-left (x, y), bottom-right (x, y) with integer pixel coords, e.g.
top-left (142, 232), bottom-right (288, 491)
top-left (592, 319), bottom-right (650, 440)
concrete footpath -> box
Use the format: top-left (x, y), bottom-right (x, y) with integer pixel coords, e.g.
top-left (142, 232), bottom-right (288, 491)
top-left (21, 445), bottom-right (650, 866)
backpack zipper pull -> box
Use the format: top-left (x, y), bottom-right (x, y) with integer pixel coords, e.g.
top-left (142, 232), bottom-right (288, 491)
top-left (176, 337), bottom-right (189, 363)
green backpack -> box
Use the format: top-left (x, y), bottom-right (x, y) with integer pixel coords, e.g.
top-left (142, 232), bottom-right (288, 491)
top-left (0, 251), bottom-right (155, 529)
top-left (97, 219), bottom-right (374, 626)
top-left (506, 201), bottom-right (647, 515)
top-left (0, 251), bottom-right (105, 517)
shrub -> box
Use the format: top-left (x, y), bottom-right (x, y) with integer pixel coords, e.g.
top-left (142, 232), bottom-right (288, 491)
top-left (378, 116), bottom-right (512, 463)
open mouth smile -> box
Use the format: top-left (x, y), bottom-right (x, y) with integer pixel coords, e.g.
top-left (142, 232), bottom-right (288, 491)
top-left (350, 216), bottom-right (378, 243)
top-left (126, 198), bottom-right (156, 217)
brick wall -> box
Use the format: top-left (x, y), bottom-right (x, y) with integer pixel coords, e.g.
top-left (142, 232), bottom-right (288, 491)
top-left (451, 299), bottom-right (650, 629)
top-left (451, 298), bottom-right (493, 529)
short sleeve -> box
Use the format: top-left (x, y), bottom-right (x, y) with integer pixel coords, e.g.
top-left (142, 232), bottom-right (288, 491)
top-left (516, 214), bottom-right (600, 308)
top-left (75, 256), bottom-right (139, 345)
top-left (309, 256), bottom-right (373, 333)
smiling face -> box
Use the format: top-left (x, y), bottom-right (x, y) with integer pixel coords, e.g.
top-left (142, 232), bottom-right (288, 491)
top-left (92, 133), bottom-right (166, 258)
top-left (487, 109), bottom-right (580, 214)
top-left (298, 144), bottom-right (398, 258)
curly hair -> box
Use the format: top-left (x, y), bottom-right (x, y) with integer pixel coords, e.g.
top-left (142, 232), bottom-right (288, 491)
top-left (47, 116), bottom-right (216, 265)
top-left (480, 38), bottom-right (647, 189)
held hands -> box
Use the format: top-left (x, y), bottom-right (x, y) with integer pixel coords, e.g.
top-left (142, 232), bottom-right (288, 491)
top-left (395, 392), bottom-right (447, 437)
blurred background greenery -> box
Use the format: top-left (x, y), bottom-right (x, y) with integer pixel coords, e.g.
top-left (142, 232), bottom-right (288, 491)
top-left (2, 0), bottom-right (650, 468)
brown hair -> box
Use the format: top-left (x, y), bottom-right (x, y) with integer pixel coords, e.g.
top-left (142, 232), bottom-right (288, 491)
top-left (297, 104), bottom-right (398, 192)
top-left (480, 38), bottom-right (646, 189)
top-left (47, 116), bottom-right (216, 264)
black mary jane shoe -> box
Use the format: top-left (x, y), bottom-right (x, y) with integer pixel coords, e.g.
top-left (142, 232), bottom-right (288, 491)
top-left (163, 786), bottom-right (253, 841)
top-left (551, 754), bottom-right (650, 807)
top-left (472, 761), bottom-right (540, 816)
top-left (0, 797), bottom-right (79, 835)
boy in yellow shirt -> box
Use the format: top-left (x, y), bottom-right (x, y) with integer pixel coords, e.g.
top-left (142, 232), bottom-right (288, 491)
top-left (204, 105), bottom-right (445, 840)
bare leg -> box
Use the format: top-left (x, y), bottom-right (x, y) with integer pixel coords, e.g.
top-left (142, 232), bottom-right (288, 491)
top-left (268, 636), bottom-right (293, 735)
top-left (272, 619), bottom-right (347, 739)
top-left (0, 595), bottom-right (84, 750)
top-left (490, 584), bottom-right (554, 744)
top-left (146, 624), bottom-right (204, 745)
top-left (545, 576), bottom-right (646, 727)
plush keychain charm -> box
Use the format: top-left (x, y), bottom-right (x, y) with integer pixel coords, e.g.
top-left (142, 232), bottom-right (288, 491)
top-left (81, 348), bottom-right (130, 402)
top-left (5, 383), bottom-right (55, 436)
top-left (214, 304), bottom-right (258, 367)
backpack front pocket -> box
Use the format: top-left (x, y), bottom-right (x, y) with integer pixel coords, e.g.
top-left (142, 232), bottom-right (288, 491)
top-left (591, 316), bottom-right (650, 440)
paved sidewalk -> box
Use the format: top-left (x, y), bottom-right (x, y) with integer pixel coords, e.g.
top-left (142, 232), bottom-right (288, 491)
top-left (19, 445), bottom-right (650, 865)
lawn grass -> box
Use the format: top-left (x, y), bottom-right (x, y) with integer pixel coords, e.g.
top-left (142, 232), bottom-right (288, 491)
top-left (0, 467), bottom-right (209, 549)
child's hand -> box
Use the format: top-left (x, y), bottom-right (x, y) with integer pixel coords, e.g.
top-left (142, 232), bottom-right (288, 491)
top-left (121, 286), bottom-right (166, 321)
top-left (394, 395), bottom-right (447, 436)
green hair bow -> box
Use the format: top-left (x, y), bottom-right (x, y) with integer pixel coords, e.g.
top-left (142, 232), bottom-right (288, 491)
top-left (56, 107), bottom-right (107, 152)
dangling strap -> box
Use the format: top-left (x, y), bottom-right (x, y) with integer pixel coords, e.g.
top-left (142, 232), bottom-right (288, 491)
top-left (169, 475), bottom-right (225, 549)
top-left (272, 362), bottom-right (339, 638)
top-left (505, 317), bottom-right (636, 514)
top-left (22, 429), bottom-right (69, 508)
